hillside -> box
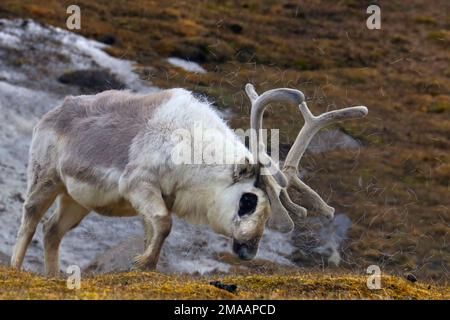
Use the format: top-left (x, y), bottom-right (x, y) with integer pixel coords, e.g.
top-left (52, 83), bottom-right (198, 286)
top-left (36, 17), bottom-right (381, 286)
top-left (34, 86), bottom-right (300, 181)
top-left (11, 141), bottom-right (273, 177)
top-left (0, 0), bottom-right (448, 288)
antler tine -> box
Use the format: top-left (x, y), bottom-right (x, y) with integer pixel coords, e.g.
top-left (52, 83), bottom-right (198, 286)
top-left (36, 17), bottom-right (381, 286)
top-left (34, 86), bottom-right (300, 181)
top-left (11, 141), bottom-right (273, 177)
top-left (282, 101), bottom-right (368, 219)
top-left (245, 83), bottom-right (305, 188)
top-left (283, 169), bottom-right (334, 219)
top-left (245, 83), bottom-right (259, 101)
top-left (284, 102), bottom-right (368, 171)
top-left (261, 174), bottom-right (294, 233)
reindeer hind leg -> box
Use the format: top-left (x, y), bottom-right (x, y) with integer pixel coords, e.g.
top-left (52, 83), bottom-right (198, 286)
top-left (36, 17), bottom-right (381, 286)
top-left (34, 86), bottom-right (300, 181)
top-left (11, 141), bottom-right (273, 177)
top-left (43, 193), bottom-right (89, 277)
top-left (11, 169), bottom-right (60, 270)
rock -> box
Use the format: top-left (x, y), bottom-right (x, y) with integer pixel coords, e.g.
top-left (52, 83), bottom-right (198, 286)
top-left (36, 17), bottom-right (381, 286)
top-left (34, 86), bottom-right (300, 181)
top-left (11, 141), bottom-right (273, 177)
top-left (97, 35), bottom-right (117, 45)
top-left (279, 129), bottom-right (361, 160)
top-left (405, 273), bottom-right (417, 283)
top-left (84, 236), bottom-right (144, 275)
top-left (0, 251), bottom-right (10, 266)
top-left (226, 23), bottom-right (243, 34)
top-left (58, 69), bottom-right (126, 93)
top-left (10, 192), bottom-right (24, 203)
top-left (209, 281), bottom-right (237, 294)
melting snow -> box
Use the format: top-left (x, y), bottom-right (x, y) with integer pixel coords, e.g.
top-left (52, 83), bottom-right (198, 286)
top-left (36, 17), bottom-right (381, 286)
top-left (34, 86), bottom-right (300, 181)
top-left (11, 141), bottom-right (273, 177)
top-left (167, 57), bottom-right (207, 73)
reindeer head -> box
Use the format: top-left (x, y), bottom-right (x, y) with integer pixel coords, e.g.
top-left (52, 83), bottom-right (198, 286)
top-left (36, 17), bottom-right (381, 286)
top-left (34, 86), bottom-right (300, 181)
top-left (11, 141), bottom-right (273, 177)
top-left (211, 83), bottom-right (367, 261)
top-left (211, 87), bottom-right (306, 260)
top-left (227, 162), bottom-right (270, 260)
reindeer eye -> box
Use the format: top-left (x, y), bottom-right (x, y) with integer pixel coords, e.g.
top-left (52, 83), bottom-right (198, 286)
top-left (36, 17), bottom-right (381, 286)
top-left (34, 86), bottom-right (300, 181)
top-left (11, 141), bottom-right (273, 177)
top-left (238, 193), bottom-right (258, 217)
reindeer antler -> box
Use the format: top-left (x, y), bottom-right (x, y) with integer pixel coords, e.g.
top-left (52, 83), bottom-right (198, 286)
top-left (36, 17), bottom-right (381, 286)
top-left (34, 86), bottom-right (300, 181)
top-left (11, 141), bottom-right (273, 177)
top-left (245, 83), bottom-right (368, 232)
top-left (246, 83), bottom-right (307, 232)
top-left (246, 83), bottom-right (306, 188)
top-left (282, 100), bottom-right (368, 219)
top-left (246, 83), bottom-right (307, 188)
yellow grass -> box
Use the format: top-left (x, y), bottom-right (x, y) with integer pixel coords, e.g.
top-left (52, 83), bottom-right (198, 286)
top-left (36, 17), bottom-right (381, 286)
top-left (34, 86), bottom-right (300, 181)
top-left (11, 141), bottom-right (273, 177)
top-left (0, 267), bottom-right (448, 300)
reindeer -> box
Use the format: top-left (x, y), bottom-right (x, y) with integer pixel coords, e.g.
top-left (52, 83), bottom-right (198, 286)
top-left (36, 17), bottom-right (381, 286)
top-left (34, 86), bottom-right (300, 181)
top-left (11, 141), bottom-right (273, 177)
top-left (11, 84), bottom-right (367, 277)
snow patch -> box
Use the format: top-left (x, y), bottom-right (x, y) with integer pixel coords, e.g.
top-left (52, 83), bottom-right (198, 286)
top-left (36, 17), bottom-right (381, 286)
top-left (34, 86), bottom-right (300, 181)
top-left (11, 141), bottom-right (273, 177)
top-left (0, 19), bottom-right (155, 92)
top-left (167, 57), bottom-right (207, 73)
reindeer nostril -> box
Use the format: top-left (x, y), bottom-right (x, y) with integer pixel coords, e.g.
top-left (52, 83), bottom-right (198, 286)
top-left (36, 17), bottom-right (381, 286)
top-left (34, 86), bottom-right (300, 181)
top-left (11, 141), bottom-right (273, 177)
top-left (232, 240), bottom-right (257, 260)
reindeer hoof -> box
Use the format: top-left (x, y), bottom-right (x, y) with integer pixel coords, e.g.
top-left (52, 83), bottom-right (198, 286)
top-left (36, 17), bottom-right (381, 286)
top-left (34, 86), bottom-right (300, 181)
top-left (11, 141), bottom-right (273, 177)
top-left (131, 254), bottom-right (156, 271)
top-left (131, 255), bottom-right (146, 271)
top-left (46, 272), bottom-right (61, 279)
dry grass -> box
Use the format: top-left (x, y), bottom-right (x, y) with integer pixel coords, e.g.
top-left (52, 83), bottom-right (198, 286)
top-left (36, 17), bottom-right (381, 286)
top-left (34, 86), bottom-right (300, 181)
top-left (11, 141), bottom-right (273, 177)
top-left (0, 266), bottom-right (448, 300)
top-left (0, 0), bottom-right (448, 284)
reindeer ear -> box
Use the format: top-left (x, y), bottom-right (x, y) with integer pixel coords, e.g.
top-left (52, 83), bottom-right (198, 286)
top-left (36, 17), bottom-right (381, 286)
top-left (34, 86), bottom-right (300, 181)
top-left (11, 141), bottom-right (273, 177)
top-left (260, 174), bottom-right (294, 233)
top-left (233, 157), bottom-right (258, 182)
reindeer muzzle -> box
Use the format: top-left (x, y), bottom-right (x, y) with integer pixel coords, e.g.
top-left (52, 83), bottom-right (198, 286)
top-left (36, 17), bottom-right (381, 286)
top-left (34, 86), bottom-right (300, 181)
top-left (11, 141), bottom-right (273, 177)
top-left (232, 239), bottom-right (258, 260)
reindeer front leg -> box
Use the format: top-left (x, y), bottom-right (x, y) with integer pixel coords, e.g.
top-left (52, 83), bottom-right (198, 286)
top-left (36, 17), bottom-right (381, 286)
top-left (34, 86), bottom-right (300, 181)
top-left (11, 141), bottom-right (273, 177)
top-left (125, 182), bottom-right (172, 270)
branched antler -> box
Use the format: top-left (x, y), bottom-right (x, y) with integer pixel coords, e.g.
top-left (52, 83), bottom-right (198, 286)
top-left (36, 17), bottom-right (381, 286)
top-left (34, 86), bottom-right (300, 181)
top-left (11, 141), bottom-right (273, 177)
top-left (245, 83), bottom-right (368, 232)
top-left (246, 83), bottom-right (306, 232)
top-left (245, 83), bottom-right (305, 188)
top-left (282, 101), bottom-right (368, 219)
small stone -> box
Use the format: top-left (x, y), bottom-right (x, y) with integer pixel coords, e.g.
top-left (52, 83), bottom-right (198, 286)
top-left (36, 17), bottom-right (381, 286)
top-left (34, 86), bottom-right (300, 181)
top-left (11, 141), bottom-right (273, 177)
top-left (11, 192), bottom-right (24, 203)
top-left (405, 273), bottom-right (417, 283)
top-left (209, 281), bottom-right (237, 294)
top-left (97, 35), bottom-right (117, 45)
top-left (227, 23), bottom-right (243, 34)
top-left (58, 69), bottom-right (125, 93)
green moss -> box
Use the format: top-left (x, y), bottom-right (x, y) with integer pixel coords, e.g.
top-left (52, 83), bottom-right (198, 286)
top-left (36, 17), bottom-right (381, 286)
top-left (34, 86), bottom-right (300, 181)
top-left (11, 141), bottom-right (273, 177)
top-left (294, 58), bottom-right (313, 70)
top-left (427, 30), bottom-right (450, 45)
top-left (427, 101), bottom-right (450, 113)
top-left (414, 16), bottom-right (438, 26)
top-left (340, 125), bottom-right (383, 145)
